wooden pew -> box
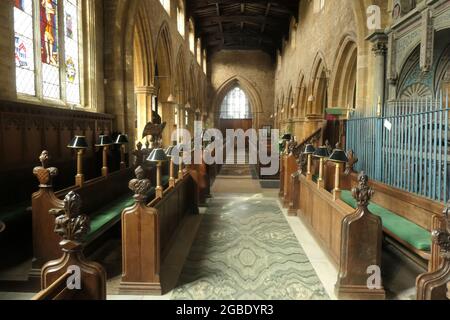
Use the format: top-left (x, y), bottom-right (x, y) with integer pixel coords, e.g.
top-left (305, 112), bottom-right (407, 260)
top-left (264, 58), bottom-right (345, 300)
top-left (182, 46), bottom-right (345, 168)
top-left (30, 150), bottom-right (134, 277)
top-left (32, 191), bottom-right (106, 300)
top-left (336, 170), bottom-right (440, 272)
top-left (287, 128), bottom-right (323, 215)
top-left (297, 171), bottom-right (385, 299)
top-left (120, 166), bottom-right (198, 295)
top-left (416, 203), bottom-right (450, 300)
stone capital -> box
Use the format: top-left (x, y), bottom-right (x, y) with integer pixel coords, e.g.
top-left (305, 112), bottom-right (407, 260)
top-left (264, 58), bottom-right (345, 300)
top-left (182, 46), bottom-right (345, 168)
top-left (135, 85), bottom-right (158, 95)
top-left (366, 30), bottom-right (388, 56)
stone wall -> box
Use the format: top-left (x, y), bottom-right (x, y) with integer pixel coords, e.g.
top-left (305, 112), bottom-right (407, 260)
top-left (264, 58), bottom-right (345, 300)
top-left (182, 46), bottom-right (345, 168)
top-left (208, 50), bottom-right (275, 131)
top-left (274, 0), bottom-right (391, 142)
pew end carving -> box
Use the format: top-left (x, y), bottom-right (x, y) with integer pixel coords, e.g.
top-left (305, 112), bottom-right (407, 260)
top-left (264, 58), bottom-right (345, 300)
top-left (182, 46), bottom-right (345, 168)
top-left (416, 203), bottom-right (450, 300)
top-left (120, 166), bottom-right (161, 295)
top-left (34, 191), bottom-right (106, 300)
top-left (31, 151), bottom-right (64, 276)
top-left (335, 172), bottom-right (386, 300)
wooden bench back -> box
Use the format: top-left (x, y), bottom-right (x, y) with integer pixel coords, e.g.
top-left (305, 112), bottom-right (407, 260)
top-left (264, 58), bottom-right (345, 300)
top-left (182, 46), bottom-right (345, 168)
top-left (346, 173), bottom-right (441, 231)
top-left (120, 171), bottom-right (198, 295)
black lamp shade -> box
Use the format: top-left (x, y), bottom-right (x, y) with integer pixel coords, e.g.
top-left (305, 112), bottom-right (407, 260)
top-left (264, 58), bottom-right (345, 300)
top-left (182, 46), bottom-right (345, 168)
top-left (96, 135), bottom-right (113, 147)
top-left (304, 144), bottom-right (316, 155)
top-left (281, 133), bottom-right (292, 141)
top-left (313, 146), bottom-right (330, 158)
top-left (115, 134), bottom-right (129, 145)
top-left (329, 149), bottom-right (349, 163)
top-left (68, 136), bottom-right (88, 149)
top-left (147, 148), bottom-right (169, 162)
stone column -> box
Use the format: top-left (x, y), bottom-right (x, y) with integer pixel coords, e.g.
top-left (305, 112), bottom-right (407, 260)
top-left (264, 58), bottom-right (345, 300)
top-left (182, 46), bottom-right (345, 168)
top-left (161, 101), bottom-right (176, 147)
top-left (367, 31), bottom-right (388, 115)
top-left (135, 86), bottom-right (157, 143)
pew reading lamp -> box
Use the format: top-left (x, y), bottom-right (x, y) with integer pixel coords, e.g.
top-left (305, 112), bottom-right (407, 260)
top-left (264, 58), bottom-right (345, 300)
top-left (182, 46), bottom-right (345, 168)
top-left (304, 144), bottom-right (316, 181)
top-left (67, 136), bottom-right (89, 187)
top-left (165, 145), bottom-right (179, 188)
top-left (96, 135), bottom-right (114, 177)
top-left (313, 146), bottom-right (330, 189)
top-left (329, 147), bottom-right (349, 201)
top-left (148, 148), bottom-right (168, 199)
top-left (115, 134), bottom-right (129, 170)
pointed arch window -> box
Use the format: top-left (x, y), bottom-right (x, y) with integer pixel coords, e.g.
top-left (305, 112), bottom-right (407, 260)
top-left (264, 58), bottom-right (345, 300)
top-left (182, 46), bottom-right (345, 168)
top-left (14, 0), bottom-right (82, 105)
top-left (220, 87), bottom-right (252, 119)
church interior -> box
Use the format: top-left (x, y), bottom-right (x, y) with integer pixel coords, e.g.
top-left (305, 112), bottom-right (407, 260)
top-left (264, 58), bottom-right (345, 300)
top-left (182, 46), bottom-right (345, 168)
top-left (0, 0), bottom-right (449, 301)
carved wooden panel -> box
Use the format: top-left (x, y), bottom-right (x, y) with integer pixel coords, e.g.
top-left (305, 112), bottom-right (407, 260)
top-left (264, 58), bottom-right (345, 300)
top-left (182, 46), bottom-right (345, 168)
top-left (0, 100), bottom-right (114, 206)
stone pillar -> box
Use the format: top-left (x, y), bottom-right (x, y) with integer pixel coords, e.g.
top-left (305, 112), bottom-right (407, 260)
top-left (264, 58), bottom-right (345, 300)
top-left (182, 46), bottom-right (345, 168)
top-left (367, 31), bottom-right (388, 115)
top-left (161, 101), bottom-right (176, 147)
top-left (135, 86), bottom-right (157, 143)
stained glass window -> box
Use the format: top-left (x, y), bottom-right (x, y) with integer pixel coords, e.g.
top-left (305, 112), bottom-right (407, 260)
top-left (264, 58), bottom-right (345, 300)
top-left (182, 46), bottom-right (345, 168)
top-left (220, 87), bottom-right (252, 119)
top-left (14, 0), bottom-right (36, 95)
top-left (40, 0), bottom-right (60, 99)
top-left (14, 0), bottom-right (82, 105)
top-left (64, 0), bottom-right (80, 104)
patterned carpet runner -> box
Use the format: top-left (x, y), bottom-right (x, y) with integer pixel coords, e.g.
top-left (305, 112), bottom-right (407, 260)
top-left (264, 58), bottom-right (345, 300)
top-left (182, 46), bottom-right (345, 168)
top-left (171, 195), bottom-right (329, 300)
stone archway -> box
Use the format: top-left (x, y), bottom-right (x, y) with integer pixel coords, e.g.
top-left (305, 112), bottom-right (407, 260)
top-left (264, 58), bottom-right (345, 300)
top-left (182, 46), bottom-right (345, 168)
top-left (330, 34), bottom-right (358, 109)
top-left (213, 76), bottom-right (263, 131)
top-left (133, 7), bottom-right (155, 144)
top-left (154, 22), bottom-right (174, 146)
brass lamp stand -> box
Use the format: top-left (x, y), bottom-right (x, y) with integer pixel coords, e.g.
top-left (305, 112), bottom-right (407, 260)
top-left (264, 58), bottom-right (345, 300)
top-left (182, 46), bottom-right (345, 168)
top-left (165, 145), bottom-right (179, 187)
top-left (115, 134), bottom-right (129, 170)
top-left (313, 146), bottom-right (330, 189)
top-left (329, 145), bottom-right (349, 200)
top-left (148, 148), bottom-right (168, 199)
top-left (67, 136), bottom-right (89, 187)
top-left (96, 135), bottom-right (114, 177)
top-left (303, 144), bottom-right (316, 181)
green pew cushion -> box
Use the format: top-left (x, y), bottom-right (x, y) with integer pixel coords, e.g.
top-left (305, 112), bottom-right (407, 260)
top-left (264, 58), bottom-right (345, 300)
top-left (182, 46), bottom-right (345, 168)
top-left (340, 190), bottom-right (431, 252)
top-left (85, 175), bottom-right (172, 242)
top-left (86, 193), bottom-right (134, 242)
top-left (0, 201), bottom-right (30, 223)
top-left (312, 174), bottom-right (319, 183)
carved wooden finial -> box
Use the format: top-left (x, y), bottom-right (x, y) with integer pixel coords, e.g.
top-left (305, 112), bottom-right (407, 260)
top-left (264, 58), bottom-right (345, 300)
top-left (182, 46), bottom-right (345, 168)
top-left (432, 202), bottom-right (450, 259)
top-left (33, 151), bottom-right (58, 187)
top-left (129, 166), bottom-right (152, 202)
top-left (345, 150), bottom-right (359, 175)
top-left (352, 171), bottom-right (374, 208)
top-left (50, 191), bottom-right (90, 250)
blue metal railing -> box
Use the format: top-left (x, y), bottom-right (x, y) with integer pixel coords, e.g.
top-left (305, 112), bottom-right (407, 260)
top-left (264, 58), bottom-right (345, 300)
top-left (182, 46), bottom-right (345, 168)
top-left (346, 91), bottom-right (450, 203)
